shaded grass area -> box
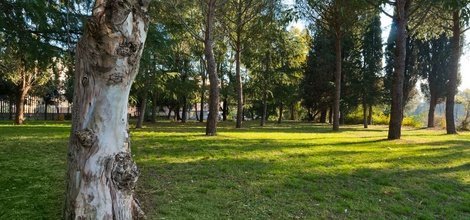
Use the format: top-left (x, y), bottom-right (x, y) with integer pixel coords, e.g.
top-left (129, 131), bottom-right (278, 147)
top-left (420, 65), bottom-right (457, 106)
top-left (0, 121), bottom-right (469, 219)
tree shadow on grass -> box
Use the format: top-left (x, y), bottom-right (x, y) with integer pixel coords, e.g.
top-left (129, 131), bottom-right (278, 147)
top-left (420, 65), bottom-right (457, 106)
top-left (137, 155), bottom-right (469, 219)
top-left (132, 135), bottom-right (390, 161)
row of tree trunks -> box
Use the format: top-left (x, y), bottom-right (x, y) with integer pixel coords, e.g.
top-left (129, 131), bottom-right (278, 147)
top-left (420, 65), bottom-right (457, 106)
top-left (64, 0), bottom-right (149, 218)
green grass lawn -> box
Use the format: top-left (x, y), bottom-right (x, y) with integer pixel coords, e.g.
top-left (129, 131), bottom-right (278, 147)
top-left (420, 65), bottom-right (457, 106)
top-left (0, 121), bottom-right (469, 219)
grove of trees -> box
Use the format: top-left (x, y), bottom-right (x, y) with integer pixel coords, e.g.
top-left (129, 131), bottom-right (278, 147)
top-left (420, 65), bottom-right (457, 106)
top-left (1, 0), bottom-right (469, 217)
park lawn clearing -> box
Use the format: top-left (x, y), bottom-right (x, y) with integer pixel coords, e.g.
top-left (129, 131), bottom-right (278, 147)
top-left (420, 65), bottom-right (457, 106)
top-left (0, 121), bottom-right (469, 219)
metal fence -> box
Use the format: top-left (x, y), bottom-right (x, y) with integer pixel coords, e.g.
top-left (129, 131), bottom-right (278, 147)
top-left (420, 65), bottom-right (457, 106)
top-left (0, 95), bottom-right (72, 121)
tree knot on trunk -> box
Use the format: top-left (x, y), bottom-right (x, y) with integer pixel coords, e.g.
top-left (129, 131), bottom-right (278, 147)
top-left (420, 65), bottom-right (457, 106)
top-left (108, 72), bottom-right (124, 85)
top-left (75, 128), bottom-right (96, 148)
top-left (112, 152), bottom-right (139, 191)
top-left (116, 41), bottom-right (138, 57)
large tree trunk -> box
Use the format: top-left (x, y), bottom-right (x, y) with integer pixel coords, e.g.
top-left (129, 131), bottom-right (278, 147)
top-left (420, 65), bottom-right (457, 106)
top-left (368, 105), bottom-right (373, 125)
top-left (427, 94), bottom-right (437, 128)
top-left (333, 34), bottom-right (342, 131)
top-left (388, 0), bottom-right (409, 140)
top-left (136, 93), bottom-right (147, 129)
top-left (15, 87), bottom-right (29, 125)
top-left (446, 10), bottom-right (460, 134)
top-left (64, 1), bottom-right (149, 219)
top-left (205, 0), bottom-right (219, 136)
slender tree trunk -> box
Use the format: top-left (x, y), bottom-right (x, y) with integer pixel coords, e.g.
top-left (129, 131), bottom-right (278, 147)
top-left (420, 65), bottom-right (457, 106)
top-left (363, 101), bottom-right (368, 128)
top-left (388, 0), bottom-right (409, 140)
top-left (175, 107), bottom-right (181, 121)
top-left (64, 1), bottom-right (149, 218)
top-left (182, 96), bottom-right (187, 123)
top-left (9, 96), bottom-right (14, 120)
top-left (339, 110), bottom-right (345, 125)
top-left (368, 105), bottom-right (373, 125)
top-left (223, 97), bottom-right (228, 121)
top-left (333, 34), bottom-right (342, 131)
top-left (136, 93), bottom-right (148, 129)
top-left (328, 106), bottom-right (333, 124)
top-left (151, 91), bottom-right (157, 123)
top-left (15, 87), bottom-right (28, 125)
top-left (200, 75), bottom-right (205, 122)
top-left (235, 47), bottom-right (243, 128)
top-left (260, 90), bottom-right (267, 127)
top-left (319, 108), bottom-right (327, 123)
top-left (277, 103), bottom-right (283, 124)
top-left (446, 10), bottom-right (460, 134)
top-left (428, 95), bottom-right (437, 128)
top-left (290, 104), bottom-right (295, 121)
top-left (205, 0), bottom-right (219, 136)
top-left (166, 106), bottom-right (171, 119)
top-left (44, 100), bottom-right (48, 120)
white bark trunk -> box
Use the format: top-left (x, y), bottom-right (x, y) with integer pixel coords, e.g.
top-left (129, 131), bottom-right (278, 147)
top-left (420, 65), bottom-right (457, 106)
top-left (65, 0), bottom-right (149, 219)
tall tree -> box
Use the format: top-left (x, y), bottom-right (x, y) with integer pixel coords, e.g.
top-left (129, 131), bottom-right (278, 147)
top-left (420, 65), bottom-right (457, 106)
top-left (164, 0), bottom-right (223, 135)
top-left (301, 25), bottom-right (335, 121)
top-left (442, 1), bottom-right (470, 134)
top-left (361, 13), bottom-right (383, 128)
top-left (222, 0), bottom-right (268, 128)
top-left (296, 0), bottom-right (363, 131)
top-left (64, 0), bottom-right (149, 218)
top-left (418, 35), bottom-right (451, 128)
top-left (387, 0), bottom-right (411, 139)
top-left (0, 0), bottom-right (76, 124)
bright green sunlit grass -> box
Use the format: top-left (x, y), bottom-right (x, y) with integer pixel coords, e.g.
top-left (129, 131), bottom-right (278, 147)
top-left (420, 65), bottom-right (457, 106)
top-left (0, 121), bottom-right (469, 219)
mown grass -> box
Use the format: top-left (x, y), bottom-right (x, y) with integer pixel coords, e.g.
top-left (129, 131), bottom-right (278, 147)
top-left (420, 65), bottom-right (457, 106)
top-left (0, 121), bottom-right (468, 219)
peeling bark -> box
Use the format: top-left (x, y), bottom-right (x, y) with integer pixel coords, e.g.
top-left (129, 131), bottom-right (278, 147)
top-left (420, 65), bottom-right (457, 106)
top-left (64, 0), bottom-right (149, 219)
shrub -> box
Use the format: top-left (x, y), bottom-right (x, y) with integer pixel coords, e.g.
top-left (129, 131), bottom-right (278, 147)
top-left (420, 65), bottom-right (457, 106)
top-left (402, 116), bottom-right (423, 128)
top-left (372, 113), bottom-right (389, 125)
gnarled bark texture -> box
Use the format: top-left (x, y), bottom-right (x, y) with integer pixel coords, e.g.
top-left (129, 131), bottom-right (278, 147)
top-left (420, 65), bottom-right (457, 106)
top-left (64, 0), bottom-right (149, 219)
